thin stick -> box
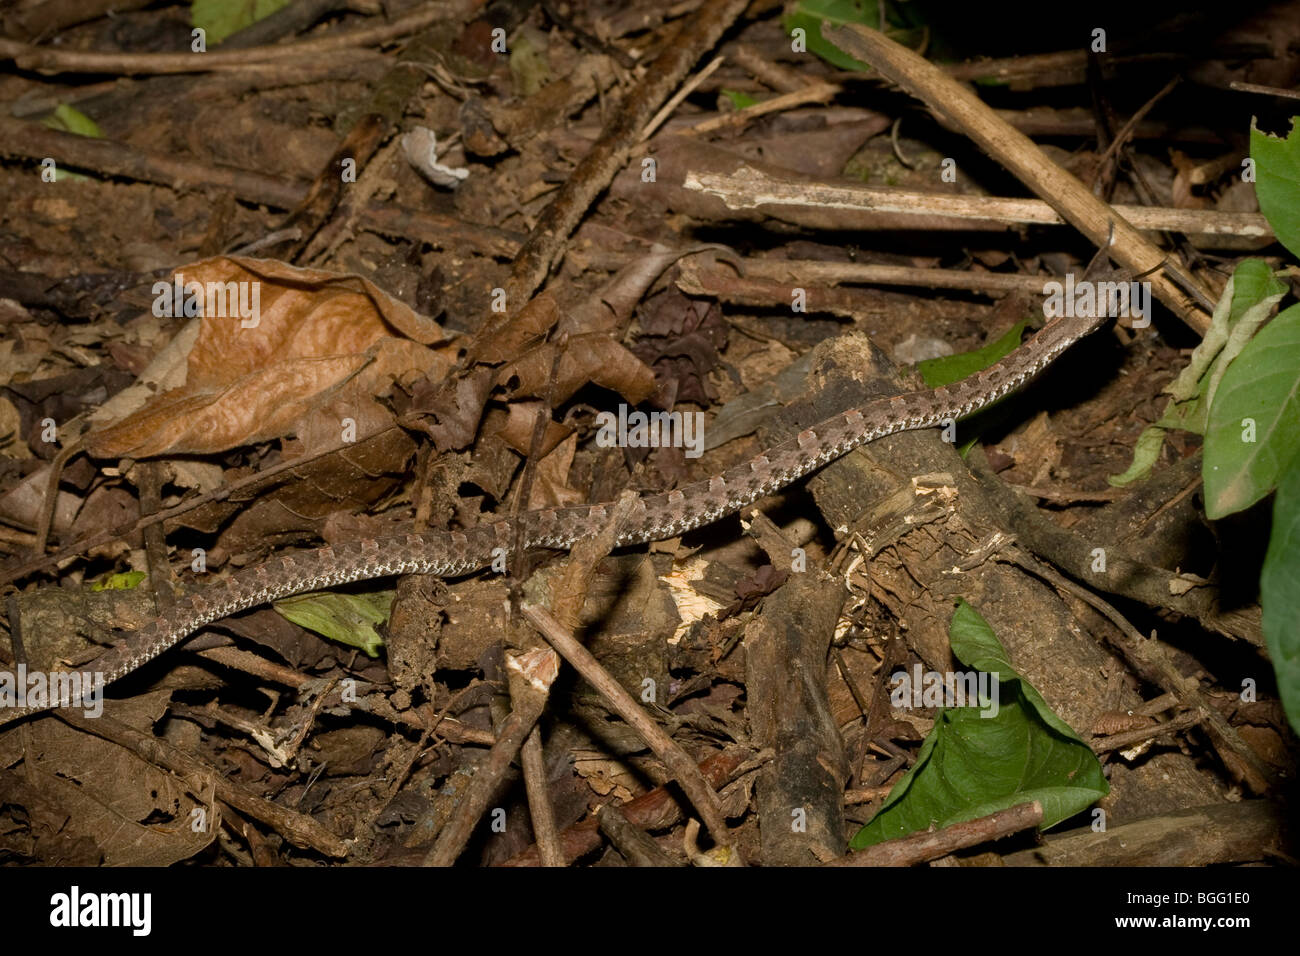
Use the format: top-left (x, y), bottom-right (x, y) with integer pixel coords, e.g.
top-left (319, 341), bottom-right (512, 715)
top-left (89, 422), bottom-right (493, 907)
top-left (1229, 80), bottom-right (1300, 100)
top-left (686, 81), bottom-right (840, 135)
top-left (519, 726), bottom-right (564, 866)
top-left (827, 801), bottom-right (1043, 866)
top-left (1093, 76), bottom-right (1181, 180)
top-left (641, 56), bottom-right (726, 141)
top-left (1092, 710), bottom-right (1203, 754)
top-left (683, 167), bottom-right (1270, 238)
top-left (495, 749), bottom-right (751, 866)
top-left (0, 119), bottom-right (521, 259)
top-left (30, 440), bottom-right (80, 560)
top-left (506, 0), bottom-right (751, 305)
top-left (508, 650), bottom-right (564, 868)
top-left (423, 648), bottom-right (560, 867)
top-left (597, 804), bottom-right (684, 866)
top-left (0, 3), bottom-right (474, 75)
top-left (821, 23), bottom-right (1213, 332)
top-left (55, 709), bottom-right (351, 857)
top-left (521, 604), bottom-right (736, 856)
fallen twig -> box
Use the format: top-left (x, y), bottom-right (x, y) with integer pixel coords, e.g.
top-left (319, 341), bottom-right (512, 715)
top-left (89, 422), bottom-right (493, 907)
top-left (822, 23), bottom-right (1214, 332)
top-left (506, 0), bottom-right (751, 304)
top-left (684, 167), bottom-right (1270, 239)
top-left (827, 801), bottom-right (1043, 866)
top-left (0, 3), bottom-right (474, 75)
top-left (522, 603), bottom-right (737, 857)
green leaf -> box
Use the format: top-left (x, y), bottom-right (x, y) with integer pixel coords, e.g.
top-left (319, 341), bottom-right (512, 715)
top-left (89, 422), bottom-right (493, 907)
top-left (90, 570), bottom-right (146, 592)
top-left (273, 588), bottom-right (393, 657)
top-left (1251, 118), bottom-right (1300, 261)
top-left (1223, 259), bottom-right (1289, 337)
top-left (509, 29), bottom-right (551, 97)
top-left (42, 104), bottom-right (103, 138)
top-left (784, 0), bottom-right (876, 71)
top-left (191, 0), bottom-right (291, 46)
top-left (1203, 303), bottom-right (1300, 518)
top-left (849, 600), bottom-right (1108, 849)
top-left (1109, 422), bottom-right (1177, 487)
top-left (914, 320), bottom-right (1029, 456)
top-left (1177, 258), bottom-right (1287, 402)
top-left (784, 0), bottom-right (923, 72)
top-left (917, 320), bottom-right (1027, 388)
top-left (1203, 265), bottom-right (1289, 410)
top-left (1111, 259), bottom-right (1286, 486)
top-left (1261, 453), bottom-right (1300, 736)
top-left (720, 89), bottom-right (759, 110)
top-left (38, 104), bottom-right (102, 180)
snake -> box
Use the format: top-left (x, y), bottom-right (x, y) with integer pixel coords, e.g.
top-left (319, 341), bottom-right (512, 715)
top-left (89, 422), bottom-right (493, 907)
top-left (0, 306), bottom-right (1109, 726)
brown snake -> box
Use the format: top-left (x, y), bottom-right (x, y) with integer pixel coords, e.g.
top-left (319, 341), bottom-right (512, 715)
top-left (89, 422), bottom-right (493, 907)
top-left (0, 307), bottom-right (1109, 725)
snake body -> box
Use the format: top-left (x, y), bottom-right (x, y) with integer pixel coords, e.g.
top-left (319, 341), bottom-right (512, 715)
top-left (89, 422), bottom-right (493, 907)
top-left (0, 309), bottom-right (1108, 725)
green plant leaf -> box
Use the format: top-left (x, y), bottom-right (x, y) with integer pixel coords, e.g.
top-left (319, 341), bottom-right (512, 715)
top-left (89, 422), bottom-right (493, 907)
top-left (785, 0), bottom-right (924, 72)
top-left (1261, 453), bottom-right (1300, 736)
top-left (1204, 267), bottom-right (1289, 410)
top-left (916, 320), bottom-right (1027, 388)
top-left (41, 104), bottom-right (101, 180)
top-left (848, 600), bottom-right (1108, 849)
top-left (1229, 258), bottom-right (1289, 319)
top-left (1251, 118), bottom-right (1300, 261)
top-left (1111, 259), bottom-right (1286, 486)
top-left (784, 0), bottom-right (878, 71)
top-left (914, 320), bottom-right (1027, 455)
top-left (42, 104), bottom-right (103, 138)
top-left (191, 0), bottom-right (291, 46)
top-left (1174, 258), bottom-right (1288, 405)
top-left (1109, 423), bottom-right (1176, 487)
top-left (509, 28), bottom-right (551, 97)
top-left (1203, 303), bottom-right (1300, 518)
top-left (90, 570), bottom-right (146, 592)
top-left (273, 588), bottom-right (393, 657)
top-left (720, 89), bottom-right (759, 110)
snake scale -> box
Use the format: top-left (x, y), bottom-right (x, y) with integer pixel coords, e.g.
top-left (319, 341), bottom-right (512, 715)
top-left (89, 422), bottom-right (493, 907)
top-left (0, 306), bottom-right (1109, 725)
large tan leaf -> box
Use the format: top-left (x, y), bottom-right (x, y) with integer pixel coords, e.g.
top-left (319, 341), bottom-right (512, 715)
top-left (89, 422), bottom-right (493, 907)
top-left (85, 257), bottom-right (454, 459)
top-left (496, 332), bottom-right (656, 405)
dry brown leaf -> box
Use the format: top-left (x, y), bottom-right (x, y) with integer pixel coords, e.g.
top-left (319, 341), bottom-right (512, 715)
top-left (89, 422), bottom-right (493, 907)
top-left (408, 366), bottom-right (496, 453)
top-left (3, 692), bottom-right (215, 865)
top-left (561, 246), bottom-right (713, 336)
top-left (188, 428), bottom-right (417, 553)
top-left (492, 399), bottom-right (573, 458)
top-left (519, 433), bottom-right (583, 511)
top-left (465, 292), bottom-right (559, 366)
top-left (85, 257), bottom-right (453, 459)
top-left (496, 332), bottom-right (656, 405)
top-left (451, 434), bottom-right (520, 506)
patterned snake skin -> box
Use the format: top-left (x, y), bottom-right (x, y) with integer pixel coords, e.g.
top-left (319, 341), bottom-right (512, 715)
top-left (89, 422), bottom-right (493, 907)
top-left (0, 308), bottom-right (1108, 724)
